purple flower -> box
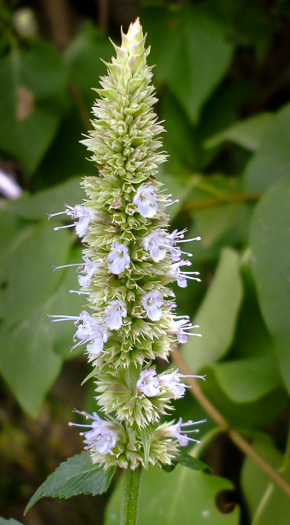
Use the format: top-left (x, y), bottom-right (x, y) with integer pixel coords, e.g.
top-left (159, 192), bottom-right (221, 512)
top-left (166, 418), bottom-right (205, 446)
top-left (69, 411), bottom-right (117, 455)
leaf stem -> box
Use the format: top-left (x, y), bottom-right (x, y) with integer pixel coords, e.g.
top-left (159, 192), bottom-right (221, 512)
top-left (172, 347), bottom-right (290, 498)
top-left (120, 466), bottom-right (142, 525)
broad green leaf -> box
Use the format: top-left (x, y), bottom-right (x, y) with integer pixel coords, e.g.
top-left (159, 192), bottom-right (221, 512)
top-left (250, 174), bottom-right (290, 392)
top-left (0, 219), bottom-right (71, 326)
top-left (182, 248), bottom-right (243, 373)
top-left (0, 41), bottom-right (67, 175)
top-left (0, 303), bottom-right (62, 417)
top-left (205, 355), bottom-right (283, 403)
top-left (241, 436), bottom-right (290, 525)
top-left (0, 206), bottom-right (84, 414)
top-left (142, 5), bottom-right (233, 123)
top-left (201, 367), bottom-right (288, 429)
top-left (244, 103), bottom-right (290, 192)
top-left (183, 174), bottom-right (251, 248)
top-left (205, 113), bottom-right (274, 152)
top-left (25, 452), bottom-right (115, 513)
top-left (106, 465), bottom-right (239, 524)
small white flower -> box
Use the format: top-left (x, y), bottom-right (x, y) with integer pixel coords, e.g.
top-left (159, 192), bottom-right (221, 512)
top-left (137, 369), bottom-right (161, 397)
top-left (133, 184), bottom-right (158, 218)
top-left (105, 300), bottom-right (127, 330)
top-left (160, 368), bottom-right (206, 399)
top-left (172, 317), bottom-right (201, 344)
top-left (143, 229), bottom-right (167, 262)
top-left (166, 417), bottom-right (205, 446)
top-left (49, 204), bottom-right (98, 237)
top-left (107, 243), bottom-right (130, 274)
top-left (74, 311), bottom-right (108, 354)
top-left (78, 257), bottom-right (99, 288)
top-left (142, 290), bottom-right (163, 321)
top-left (69, 411), bottom-right (117, 455)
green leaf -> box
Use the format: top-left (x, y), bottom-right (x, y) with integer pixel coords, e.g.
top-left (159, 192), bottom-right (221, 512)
top-left (25, 452), bottom-right (115, 514)
top-left (182, 248), bottom-right (243, 373)
top-left (205, 355), bottom-right (283, 404)
top-left (163, 449), bottom-right (212, 473)
top-left (0, 219), bottom-right (71, 326)
top-left (143, 5), bottom-right (233, 123)
top-left (0, 202), bottom-right (84, 415)
top-left (0, 41), bottom-right (67, 175)
top-left (245, 103), bottom-right (290, 192)
top-left (201, 367), bottom-right (288, 429)
top-left (250, 174), bottom-right (290, 392)
top-left (0, 303), bottom-right (62, 417)
top-left (241, 436), bottom-right (290, 525)
top-left (106, 465), bottom-right (240, 524)
top-left (205, 113), bottom-right (274, 152)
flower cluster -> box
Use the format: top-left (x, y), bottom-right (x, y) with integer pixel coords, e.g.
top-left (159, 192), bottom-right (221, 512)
top-left (49, 19), bottom-right (204, 470)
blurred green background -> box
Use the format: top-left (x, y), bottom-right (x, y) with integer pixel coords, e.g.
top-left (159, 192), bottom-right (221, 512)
top-left (0, 1), bottom-right (289, 524)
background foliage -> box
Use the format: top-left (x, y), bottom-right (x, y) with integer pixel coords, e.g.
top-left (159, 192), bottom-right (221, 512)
top-left (0, 1), bottom-right (289, 524)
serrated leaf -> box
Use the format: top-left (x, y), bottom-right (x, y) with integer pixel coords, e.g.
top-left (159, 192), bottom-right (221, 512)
top-left (182, 247), bottom-right (243, 373)
top-left (106, 465), bottom-right (239, 524)
top-left (0, 42), bottom-right (67, 175)
top-left (25, 452), bottom-right (115, 514)
top-left (250, 174), bottom-right (290, 392)
top-left (205, 112), bottom-right (274, 152)
top-left (142, 5), bottom-right (233, 123)
top-left (245, 103), bottom-right (290, 192)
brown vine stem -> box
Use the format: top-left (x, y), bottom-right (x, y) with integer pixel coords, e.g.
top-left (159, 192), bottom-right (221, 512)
top-left (182, 192), bottom-right (262, 212)
top-left (172, 347), bottom-right (290, 498)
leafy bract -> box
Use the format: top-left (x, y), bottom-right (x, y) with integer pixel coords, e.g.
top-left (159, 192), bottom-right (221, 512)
top-left (25, 452), bottom-right (115, 513)
top-left (182, 248), bottom-right (243, 373)
top-left (106, 465), bottom-right (239, 524)
top-left (250, 174), bottom-right (290, 392)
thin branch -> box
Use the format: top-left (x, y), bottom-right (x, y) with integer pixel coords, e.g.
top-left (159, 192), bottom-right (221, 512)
top-left (172, 347), bottom-right (290, 498)
top-left (182, 192), bottom-right (262, 212)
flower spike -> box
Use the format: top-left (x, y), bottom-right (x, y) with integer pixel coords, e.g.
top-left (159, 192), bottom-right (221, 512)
top-left (49, 18), bottom-right (205, 471)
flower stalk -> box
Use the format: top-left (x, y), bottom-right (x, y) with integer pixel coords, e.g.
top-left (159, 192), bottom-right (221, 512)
top-left (49, 18), bottom-right (204, 521)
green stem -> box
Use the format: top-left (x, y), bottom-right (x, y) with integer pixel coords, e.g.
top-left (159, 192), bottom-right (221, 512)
top-left (120, 466), bottom-right (142, 525)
